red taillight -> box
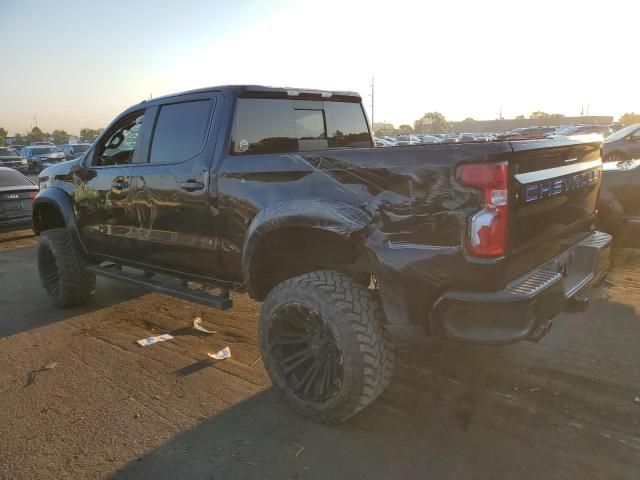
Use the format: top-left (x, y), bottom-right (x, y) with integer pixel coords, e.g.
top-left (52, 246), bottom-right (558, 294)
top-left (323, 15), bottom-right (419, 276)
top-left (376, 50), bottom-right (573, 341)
top-left (456, 161), bottom-right (509, 257)
top-left (29, 192), bottom-right (37, 199)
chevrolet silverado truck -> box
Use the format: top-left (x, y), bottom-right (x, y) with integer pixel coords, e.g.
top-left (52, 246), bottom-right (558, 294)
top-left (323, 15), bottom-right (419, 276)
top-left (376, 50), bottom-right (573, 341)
top-left (33, 85), bottom-right (611, 423)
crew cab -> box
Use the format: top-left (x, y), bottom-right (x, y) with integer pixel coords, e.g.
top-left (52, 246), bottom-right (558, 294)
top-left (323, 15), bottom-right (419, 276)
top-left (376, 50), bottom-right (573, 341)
top-left (32, 85), bottom-right (611, 423)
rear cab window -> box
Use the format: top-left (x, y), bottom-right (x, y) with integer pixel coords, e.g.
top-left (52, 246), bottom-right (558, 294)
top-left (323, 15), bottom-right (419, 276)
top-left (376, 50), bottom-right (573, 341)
top-left (231, 98), bottom-right (372, 155)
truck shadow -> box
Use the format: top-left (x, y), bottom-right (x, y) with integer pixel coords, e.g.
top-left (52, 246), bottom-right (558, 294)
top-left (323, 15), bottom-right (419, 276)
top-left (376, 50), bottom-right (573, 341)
top-left (111, 296), bottom-right (640, 480)
top-left (0, 246), bottom-right (144, 338)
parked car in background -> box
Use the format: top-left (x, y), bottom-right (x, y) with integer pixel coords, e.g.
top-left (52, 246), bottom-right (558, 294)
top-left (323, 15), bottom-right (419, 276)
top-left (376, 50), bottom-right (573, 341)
top-left (420, 135), bottom-right (440, 144)
top-left (29, 141), bottom-right (56, 146)
top-left (473, 133), bottom-right (492, 142)
top-left (11, 144), bottom-right (26, 153)
top-left (394, 134), bottom-right (420, 146)
top-left (601, 124), bottom-right (640, 162)
top-left (58, 143), bottom-right (91, 160)
top-left (459, 133), bottom-right (477, 143)
top-left (497, 127), bottom-right (556, 140)
top-left (0, 147), bottom-right (29, 172)
top-left (20, 146), bottom-right (66, 173)
top-left (374, 137), bottom-right (396, 147)
top-left (599, 159), bottom-right (640, 246)
top-left (548, 125), bottom-right (612, 139)
top-left (0, 167), bottom-right (38, 231)
top-left (442, 133), bottom-right (459, 143)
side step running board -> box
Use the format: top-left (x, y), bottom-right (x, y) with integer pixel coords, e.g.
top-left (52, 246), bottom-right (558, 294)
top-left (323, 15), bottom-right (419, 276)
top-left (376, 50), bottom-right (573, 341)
top-left (85, 264), bottom-right (233, 310)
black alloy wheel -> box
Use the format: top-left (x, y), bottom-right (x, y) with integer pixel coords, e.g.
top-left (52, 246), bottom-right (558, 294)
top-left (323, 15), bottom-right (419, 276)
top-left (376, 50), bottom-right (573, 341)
top-left (267, 303), bottom-right (344, 404)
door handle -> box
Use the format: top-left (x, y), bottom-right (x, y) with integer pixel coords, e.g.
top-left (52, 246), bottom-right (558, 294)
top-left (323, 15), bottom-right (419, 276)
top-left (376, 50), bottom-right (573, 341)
top-left (112, 180), bottom-right (129, 190)
top-left (179, 181), bottom-right (205, 192)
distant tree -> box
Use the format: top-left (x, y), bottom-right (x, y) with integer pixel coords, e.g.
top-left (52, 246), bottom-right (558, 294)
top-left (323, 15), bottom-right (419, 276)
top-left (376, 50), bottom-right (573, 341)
top-left (13, 133), bottom-right (26, 145)
top-left (52, 129), bottom-right (69, 145)
top-left (373, 122), bottom-right (395, 136)
top-left (26, 126), bottom-right (46, 144)
top-left (619, 113), bottom-right (640, 126)
top-left (458, 117), bottom-right (476, 131)
top-left (79, 128), bottom-right (102, 143)
top-left (414, 112), bottom-right (450, 134)
top-left (515, 115), bottom-right (525, 120)
top-left (398, 124), bottom-right (414, 134)
top-left (530, 111), bottom-right (565, 120)
top-left (0, 127), bottom-right (6, 146)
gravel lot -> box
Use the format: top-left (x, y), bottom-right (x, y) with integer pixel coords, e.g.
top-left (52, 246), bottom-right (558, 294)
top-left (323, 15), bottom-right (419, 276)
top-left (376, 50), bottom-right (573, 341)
top-left (0, 229), bottom-right (639, 479)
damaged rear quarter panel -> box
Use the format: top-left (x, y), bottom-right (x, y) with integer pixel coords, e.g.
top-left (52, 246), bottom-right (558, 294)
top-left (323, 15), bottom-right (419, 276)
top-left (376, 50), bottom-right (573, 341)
top-left (216, 143), bottom-right (514, 324)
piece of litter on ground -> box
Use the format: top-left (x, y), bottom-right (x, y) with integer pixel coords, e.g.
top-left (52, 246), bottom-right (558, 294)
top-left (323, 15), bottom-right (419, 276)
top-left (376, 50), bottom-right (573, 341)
top-left (193, 317), bottom-right (216, 334)
top-left (634, 396), bottom-right (640, 403)
top-left (208, 346), bottom-right (231, 360)
top-left (529, 387), bottom-right (540, 393)
top-left (293, 443), bottom-right (305, 458)
top-left (248, 355), bottom-right (261, 367)
top-left (136, 334), bottom-right (174, 347)
top-left (43, 361), bottom-right (58, 371)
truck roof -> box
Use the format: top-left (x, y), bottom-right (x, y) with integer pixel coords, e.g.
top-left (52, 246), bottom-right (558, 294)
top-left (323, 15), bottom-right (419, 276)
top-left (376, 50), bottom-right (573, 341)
top-left (138, 85), bottom-right (362, 105)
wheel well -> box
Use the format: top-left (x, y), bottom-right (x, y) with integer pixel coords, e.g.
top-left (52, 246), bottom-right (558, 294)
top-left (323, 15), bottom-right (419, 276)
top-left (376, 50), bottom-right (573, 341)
top-left (33, 203), bottom-right (65, 234)
top-left (248, 227), bottom-right (367, 300)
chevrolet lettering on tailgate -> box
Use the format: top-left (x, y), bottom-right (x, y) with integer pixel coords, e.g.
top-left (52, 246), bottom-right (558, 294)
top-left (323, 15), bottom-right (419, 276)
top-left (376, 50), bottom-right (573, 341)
top-left (523, 165), bottom-right (601, 203)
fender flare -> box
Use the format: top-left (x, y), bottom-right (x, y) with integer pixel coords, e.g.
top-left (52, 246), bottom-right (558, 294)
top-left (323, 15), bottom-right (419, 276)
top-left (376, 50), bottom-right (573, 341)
top-left (242, 199), bottom-right (372, 296)
top-left (32, 188), bottom-right (85, 252)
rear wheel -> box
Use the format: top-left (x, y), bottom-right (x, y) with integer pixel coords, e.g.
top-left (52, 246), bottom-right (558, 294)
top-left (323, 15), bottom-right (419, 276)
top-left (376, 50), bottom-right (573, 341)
top-left (37, 228), bottom-right (96, 308)
top-left (259, 270), bottom-right (394, 424)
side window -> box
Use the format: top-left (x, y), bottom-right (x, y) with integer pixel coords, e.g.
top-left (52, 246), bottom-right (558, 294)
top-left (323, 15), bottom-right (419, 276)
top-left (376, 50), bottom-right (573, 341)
top-left (630, 128), bottom-right (640, 141)
top-left (149, 99), bottom-right (212, 164)
top-left (93, 112), bottom-right (145, 166)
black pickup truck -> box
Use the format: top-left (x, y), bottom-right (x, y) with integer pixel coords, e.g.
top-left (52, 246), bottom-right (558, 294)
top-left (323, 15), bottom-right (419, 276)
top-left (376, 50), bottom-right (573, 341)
top-left (33, 85), bottom-right (611, 423)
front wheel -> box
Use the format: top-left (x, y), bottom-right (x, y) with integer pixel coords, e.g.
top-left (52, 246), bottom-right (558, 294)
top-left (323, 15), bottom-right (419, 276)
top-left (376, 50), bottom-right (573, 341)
top-left (259, 270), bottom-right (394, 424)
top-left (604, 152), bottom-right (627, 163)
top-left (37, 228), bottom-right (96, 308)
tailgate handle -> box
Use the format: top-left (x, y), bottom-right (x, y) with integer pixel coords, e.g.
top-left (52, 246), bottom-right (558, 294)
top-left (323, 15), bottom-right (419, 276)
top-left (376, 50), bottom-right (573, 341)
top-left (179, 181), bottom-right (205, 192)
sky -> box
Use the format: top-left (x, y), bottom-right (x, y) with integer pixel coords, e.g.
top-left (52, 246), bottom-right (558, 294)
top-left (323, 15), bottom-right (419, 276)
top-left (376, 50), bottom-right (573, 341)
top-left (1, 0), bottom-right (637, 135)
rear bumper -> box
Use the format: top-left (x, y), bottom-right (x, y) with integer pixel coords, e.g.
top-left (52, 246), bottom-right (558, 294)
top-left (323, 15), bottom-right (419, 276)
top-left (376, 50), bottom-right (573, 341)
top-left (429, 231), bottom-right (612, 344)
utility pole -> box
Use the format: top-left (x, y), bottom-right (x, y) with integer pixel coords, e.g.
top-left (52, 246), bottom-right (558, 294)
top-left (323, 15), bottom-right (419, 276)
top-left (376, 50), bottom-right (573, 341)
top-left (370, 76), bottom-right (374, 128)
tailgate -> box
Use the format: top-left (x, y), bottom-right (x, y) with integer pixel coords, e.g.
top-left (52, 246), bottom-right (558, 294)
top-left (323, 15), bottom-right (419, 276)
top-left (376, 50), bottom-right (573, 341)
top-left (506, 138), bottom-right (602, 272)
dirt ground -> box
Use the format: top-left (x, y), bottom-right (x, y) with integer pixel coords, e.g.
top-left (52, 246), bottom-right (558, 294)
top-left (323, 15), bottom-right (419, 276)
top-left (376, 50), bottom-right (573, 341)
top-left (0, 229), bottom-right (639, 479)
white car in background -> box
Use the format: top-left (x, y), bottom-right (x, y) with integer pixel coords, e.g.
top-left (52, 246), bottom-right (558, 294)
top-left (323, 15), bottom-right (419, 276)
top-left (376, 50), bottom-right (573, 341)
top-left (420, 135), bottom-right (441, 144)
top-left (394, 134), bottom-right (421, 146)
top-left (375, 137), bottom-right (396, 147)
